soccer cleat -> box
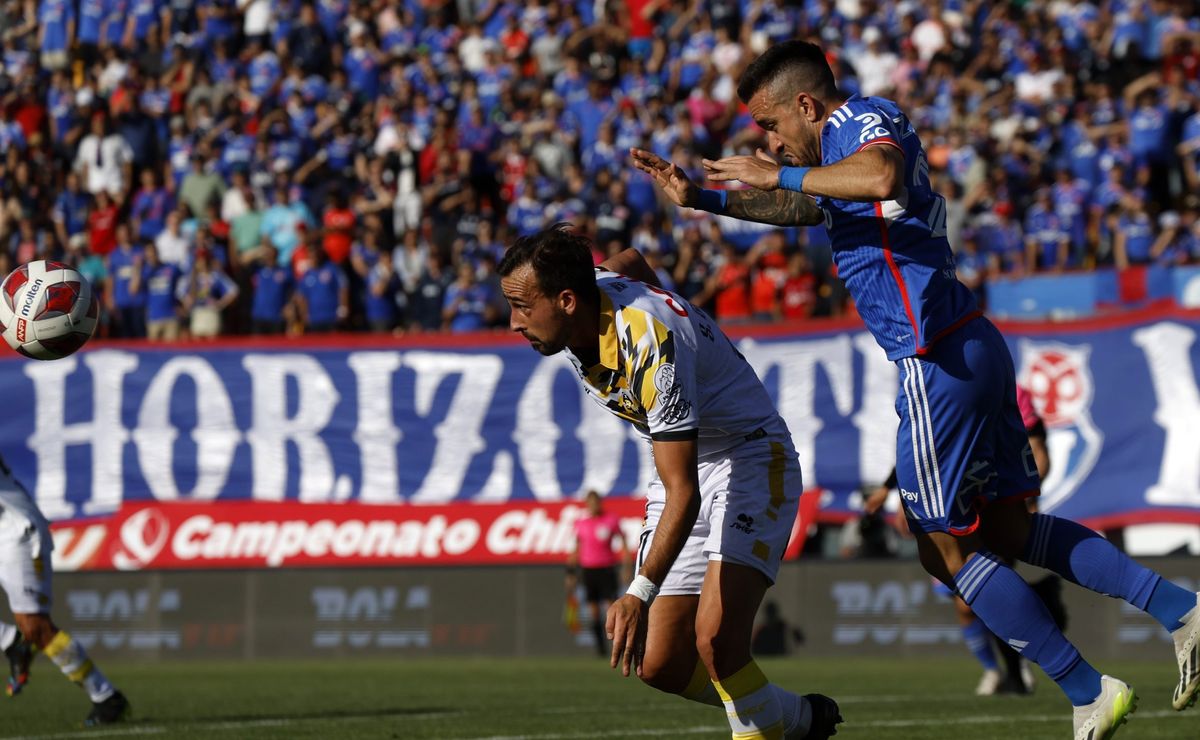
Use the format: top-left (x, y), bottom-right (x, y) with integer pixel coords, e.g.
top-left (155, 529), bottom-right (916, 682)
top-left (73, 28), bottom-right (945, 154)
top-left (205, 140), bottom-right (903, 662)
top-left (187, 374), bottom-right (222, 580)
top-left (1171, 592), bottom-right (1200, 711)
top-left (1072, 676), bottom-right (1137, 740)
top-left (4, 632), bottom-right (32, 697)
top-left (793, 693), bottom-right (842, 740)
top-left (84, 691), bottom-right (131, 726)
top-left (975, 668), bottom-right (1002, 696)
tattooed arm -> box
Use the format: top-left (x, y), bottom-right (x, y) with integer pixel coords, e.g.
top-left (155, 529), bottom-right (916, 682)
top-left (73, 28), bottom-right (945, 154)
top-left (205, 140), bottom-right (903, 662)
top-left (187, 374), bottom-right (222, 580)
top-left (725, 189), bottom-right (825, 226)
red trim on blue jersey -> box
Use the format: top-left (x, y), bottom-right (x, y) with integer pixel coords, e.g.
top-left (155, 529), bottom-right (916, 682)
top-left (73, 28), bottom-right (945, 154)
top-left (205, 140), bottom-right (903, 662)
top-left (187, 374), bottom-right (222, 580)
top-left (922, 310), bottom-right (985, 351)
top-left (875, 201), bottom-right (922, 353)
top-left (948, 517), bottom-right (981, 537)
top-left (854, 138), bottom-right (901, 154)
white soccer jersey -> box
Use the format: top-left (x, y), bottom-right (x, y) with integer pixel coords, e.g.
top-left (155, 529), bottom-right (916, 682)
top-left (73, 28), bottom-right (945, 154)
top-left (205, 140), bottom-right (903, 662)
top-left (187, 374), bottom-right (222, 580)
top-left (0, 455), bottom-right (49, 548)
top-left (565, 270), bottom-right (789, 458)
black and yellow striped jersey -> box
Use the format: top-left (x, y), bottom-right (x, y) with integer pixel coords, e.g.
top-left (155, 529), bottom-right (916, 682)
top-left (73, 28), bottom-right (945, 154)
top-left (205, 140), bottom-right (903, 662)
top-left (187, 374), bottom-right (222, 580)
top-left (565, 270), bottom-right (789, 458)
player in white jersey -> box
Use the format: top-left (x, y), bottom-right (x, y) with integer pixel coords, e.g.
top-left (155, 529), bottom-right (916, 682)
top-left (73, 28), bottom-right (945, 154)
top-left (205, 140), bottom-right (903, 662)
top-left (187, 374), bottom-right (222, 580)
top-left (499, 224), bottom-right (842, 740)
top-left (0, 454), bottom-right (130, 724)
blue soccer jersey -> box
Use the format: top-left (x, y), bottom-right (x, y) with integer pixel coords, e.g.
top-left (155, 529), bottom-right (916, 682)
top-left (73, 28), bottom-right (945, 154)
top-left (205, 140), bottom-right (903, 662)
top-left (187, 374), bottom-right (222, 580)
top-left (815, 95), bottom-right (980, 361)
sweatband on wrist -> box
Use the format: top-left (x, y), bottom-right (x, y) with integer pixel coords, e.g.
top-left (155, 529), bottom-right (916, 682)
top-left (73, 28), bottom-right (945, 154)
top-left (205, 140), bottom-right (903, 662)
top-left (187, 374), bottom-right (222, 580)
top-left (626, 575), bottom-right (659, 604)
top-left (778, 166), bottom-right (811, 193)
top-left (695, 189), bottom-right (728, 214)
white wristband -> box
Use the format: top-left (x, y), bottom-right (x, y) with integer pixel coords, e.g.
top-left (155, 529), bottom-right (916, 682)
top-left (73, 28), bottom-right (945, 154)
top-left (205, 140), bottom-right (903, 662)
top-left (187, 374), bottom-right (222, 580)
top-left (626, 575), bottom-right (659, 604)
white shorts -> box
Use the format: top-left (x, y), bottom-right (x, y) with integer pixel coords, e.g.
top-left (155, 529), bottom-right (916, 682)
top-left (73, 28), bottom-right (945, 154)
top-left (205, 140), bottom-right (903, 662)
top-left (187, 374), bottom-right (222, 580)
top-left (0, 526), bottom-right (52, 615)
top-left (635, 436), bottom-right (802, 596)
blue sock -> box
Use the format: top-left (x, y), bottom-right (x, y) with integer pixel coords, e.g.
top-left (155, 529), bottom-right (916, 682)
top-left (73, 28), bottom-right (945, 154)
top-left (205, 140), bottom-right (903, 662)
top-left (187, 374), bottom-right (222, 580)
top-left (962, 618), bottom-right (999, 671)
top-left (956, 551), bottom-right (1101, 706)
top-left (1148, 580), bottom-right (1199, 633)
top-left (1025, 514), bottom-right (1194, 631)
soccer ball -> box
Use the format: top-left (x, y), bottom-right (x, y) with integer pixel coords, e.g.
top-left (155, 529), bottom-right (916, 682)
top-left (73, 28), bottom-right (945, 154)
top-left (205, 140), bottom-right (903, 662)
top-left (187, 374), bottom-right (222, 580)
top-left (0, 260), bottom-right (99, 360)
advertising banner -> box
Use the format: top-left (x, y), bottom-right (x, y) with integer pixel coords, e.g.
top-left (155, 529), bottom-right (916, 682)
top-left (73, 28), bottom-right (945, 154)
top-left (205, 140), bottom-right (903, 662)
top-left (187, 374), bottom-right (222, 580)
top-left (2, 308), bottom-right (1199, 558)
top-left (50, 499), bottom-right (648, 571)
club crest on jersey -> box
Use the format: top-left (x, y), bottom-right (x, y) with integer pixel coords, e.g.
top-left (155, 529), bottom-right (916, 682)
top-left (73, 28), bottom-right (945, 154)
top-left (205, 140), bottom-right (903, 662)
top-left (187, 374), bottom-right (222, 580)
top-left (653, 364), bottom-right (675, 393)
top-left (1017, 340), bottom-right (1103, 513)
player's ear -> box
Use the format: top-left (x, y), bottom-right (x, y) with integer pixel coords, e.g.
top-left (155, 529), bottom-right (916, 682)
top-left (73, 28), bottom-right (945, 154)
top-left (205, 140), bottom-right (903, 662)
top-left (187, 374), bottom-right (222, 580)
top-left (558, 289), bottom-right (577, 316)
top-left (797, 93), bottom-right (822, 123)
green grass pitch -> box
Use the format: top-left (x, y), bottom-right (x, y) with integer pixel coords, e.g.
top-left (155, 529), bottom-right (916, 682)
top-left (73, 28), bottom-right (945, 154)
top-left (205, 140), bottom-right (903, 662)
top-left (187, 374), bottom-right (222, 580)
top-left (1, 657), bottom-right (1195, 739)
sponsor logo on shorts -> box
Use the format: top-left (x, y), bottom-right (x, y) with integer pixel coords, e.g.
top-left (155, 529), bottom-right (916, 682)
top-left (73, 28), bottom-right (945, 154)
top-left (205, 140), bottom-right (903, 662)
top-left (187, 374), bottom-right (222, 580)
top-left (899, 488), bottom-right (920, 502)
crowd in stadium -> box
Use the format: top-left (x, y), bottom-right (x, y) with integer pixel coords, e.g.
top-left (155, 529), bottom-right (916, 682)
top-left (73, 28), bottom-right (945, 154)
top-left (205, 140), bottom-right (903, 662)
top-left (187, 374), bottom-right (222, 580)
top-left (0, 0), bottom-right (1198, 339)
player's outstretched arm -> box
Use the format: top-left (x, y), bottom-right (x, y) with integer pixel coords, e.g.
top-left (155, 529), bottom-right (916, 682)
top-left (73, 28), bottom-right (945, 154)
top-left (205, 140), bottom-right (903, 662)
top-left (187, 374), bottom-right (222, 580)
top-left (630, 148), bottom-right (702, 208)
top-left (600, 248), bottom-right (662, 288)
top-left (632, 147), bottom-right (823, 227)
top-left (725, 189), bottom-right (825, 226)
top-left (704, 145), bottom-right (905, 204)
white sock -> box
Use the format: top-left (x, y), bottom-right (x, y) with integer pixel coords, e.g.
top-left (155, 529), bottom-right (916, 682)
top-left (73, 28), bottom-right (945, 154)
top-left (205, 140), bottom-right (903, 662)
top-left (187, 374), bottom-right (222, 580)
top-left (0, 622), bottom-right (16, 651)
top-left (713, 661), bottom-right (784, 739)
top-left (42, 630), bottom-right (116, 703)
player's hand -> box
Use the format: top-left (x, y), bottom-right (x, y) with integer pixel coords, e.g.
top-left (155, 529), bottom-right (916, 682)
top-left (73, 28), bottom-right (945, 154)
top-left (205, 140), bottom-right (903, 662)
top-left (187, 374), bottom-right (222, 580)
top-left (630, 148), bottom-right (700, 209)
top-left (701, 149), bottom-right (781, 191)
top-left (606, 594), bottom-right (649, 677)
top-left (863, 485), bottom-right (890, 515)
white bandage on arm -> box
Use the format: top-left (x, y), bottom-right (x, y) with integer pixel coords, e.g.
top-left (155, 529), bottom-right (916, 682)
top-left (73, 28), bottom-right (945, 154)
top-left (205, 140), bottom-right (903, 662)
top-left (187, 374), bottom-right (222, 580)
top-left (626, 574), bottom-right (659, 604)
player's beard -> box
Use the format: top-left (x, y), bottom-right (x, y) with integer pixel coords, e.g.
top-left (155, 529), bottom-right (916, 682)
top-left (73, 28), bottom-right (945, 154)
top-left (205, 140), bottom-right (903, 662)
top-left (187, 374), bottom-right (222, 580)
top-left (524, 327), bottom-right (567, 356)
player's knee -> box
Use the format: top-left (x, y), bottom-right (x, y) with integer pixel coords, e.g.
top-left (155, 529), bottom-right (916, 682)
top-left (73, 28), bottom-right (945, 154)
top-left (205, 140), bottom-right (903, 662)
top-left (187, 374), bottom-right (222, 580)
top-left (980, 500), bottom-right (1032, 559)
top-left (637, 656), bottom-right (691, 695)
top-left (694, 626), bottom-right (749, 678)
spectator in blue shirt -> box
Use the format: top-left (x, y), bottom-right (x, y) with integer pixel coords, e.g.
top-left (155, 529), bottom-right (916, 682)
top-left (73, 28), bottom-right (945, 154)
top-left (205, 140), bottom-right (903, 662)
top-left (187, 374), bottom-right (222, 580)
top-left (295, 244), bottom-right (348, 333)
top-left (107, 225), bottom-right (146, 337)
top-left (52, 172), bottom-right (91, 247)
top-left (250, 244), bottom-right (294, 334)
top-left (407, 251), bottom-right (449, 332)
top-left (1113, 203), bottom-right (1157, 269)
top-left (179, 249), bottom-right (239, 338)
top-left (130, 170), bottom-right (173, 243)
top-left (442, 261), bottom-right (495, 332)
top-left (1024, 189), bottom-right (1071, 272)
top-left (365, 249), bottom-right (401, 333)
top-left (124, 0), bottom-right (165, 48)
top-left (142, 242), bottom-right (182, 342)
top-left (37, 0), bottom-right (74, 71)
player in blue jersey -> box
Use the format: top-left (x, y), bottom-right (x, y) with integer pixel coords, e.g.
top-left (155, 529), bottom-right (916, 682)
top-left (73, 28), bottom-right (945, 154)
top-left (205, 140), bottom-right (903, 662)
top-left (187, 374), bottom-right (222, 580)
top-left (632, 40), bottom-right (1200, 740)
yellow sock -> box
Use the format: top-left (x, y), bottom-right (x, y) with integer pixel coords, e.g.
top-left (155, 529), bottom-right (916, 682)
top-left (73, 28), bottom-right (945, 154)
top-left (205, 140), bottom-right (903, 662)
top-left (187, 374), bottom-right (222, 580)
top-left (43, 630), bottom-right (115, 703)
top-left (680, 659), bottom-right (723, 707)
top-left (712, 661), bottom-right (784, 740)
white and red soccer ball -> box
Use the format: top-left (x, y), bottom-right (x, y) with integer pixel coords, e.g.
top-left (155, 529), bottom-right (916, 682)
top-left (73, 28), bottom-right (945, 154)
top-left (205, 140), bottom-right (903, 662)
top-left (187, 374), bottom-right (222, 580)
top-left (0, 260), bottom-right (98, 360)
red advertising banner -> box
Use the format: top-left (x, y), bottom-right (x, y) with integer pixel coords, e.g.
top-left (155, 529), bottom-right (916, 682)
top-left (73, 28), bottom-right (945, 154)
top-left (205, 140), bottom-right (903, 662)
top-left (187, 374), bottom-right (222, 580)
top-left (49, 500), bottom-right (650, 571)
top-left (49, 496), bottom-right (818, 572)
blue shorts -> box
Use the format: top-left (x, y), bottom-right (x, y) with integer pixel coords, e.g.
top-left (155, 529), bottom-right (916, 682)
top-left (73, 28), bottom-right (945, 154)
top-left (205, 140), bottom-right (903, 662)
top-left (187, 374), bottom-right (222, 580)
top-left (894, 317), bottom-right (1040, 536)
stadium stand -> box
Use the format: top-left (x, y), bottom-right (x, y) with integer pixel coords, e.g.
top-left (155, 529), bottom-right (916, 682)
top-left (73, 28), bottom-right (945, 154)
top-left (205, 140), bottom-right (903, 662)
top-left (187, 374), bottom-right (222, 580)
top-left (0, 0), bottom-right (1197, 338)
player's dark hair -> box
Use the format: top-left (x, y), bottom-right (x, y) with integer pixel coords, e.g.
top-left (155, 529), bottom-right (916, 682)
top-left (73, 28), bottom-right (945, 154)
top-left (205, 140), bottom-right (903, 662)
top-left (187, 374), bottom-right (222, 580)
top-left (737, 40), bottom-right (837, 104)
top-left (498, 224), bottom-right (600, 306)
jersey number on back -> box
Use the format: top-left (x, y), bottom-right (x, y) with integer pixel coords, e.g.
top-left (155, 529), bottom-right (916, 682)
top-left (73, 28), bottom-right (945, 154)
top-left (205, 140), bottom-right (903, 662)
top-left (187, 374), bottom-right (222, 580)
top-left (913, 151), bottom-right (948, 238)
top-left (647, 284), bottom-right (688, 317)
